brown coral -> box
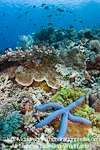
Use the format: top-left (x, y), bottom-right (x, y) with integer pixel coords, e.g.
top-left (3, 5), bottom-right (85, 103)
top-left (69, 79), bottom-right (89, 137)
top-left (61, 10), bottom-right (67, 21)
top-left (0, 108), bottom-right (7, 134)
top-left (15, 70), bottom-right (33, 86)
top-left (15, 64), bottom-right (62, 89)
top-left (0, 45), bottom-right (56, 64)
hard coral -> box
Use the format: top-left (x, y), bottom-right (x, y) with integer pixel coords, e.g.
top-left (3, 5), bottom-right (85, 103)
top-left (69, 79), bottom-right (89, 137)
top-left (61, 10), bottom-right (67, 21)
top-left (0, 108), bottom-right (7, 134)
top-left (59, 46), bottom-right (87, 71)
top-left (89, 40), bottom-right (100, 53)
top-left (0, 45), bottom-right (56, 64)
top-left (15, 70), bottom-right (33, 86)
top-left (51, 87), bottom-right (86, 106)
top-left (89, 85), bottom-right (100, 112)
top-left (0, 103), bottom-right (15, 121)
top-left (15, 65), bottom-right (62, 89)
top-left (0, 111), bottom-right (23, 138)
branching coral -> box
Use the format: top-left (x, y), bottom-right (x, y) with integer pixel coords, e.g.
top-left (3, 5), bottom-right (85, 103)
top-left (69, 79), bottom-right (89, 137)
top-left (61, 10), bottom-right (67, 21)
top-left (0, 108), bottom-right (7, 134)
top-left (0, 45), bottom-right (56, 64)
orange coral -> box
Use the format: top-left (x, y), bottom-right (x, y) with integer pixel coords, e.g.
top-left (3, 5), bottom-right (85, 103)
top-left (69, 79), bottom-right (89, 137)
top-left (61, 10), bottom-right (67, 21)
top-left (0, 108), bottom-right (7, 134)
top-left (51, 119), bottom-right (91, 138)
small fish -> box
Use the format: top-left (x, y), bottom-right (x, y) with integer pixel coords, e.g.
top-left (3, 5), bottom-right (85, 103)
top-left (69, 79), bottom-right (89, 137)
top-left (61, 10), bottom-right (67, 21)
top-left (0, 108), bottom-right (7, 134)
top-left (69, 24), bottom-right (74, 28)
top-left (33, 5), bottom-right (36, 8)
top-left (57, 8), bottom-right (64, 12)
top-left (17, 15), bottom-right (22, 19)
top-left (41, 3), bottom-right (46, 7)
top-left (80, 21), bottom-right (83, 23)
top-left (93, 26), bottom-right (96, 28)
top-left (44, 6), bottom-right (49, 10)
top-left (19, 8), bottom-right (22, 11)
top-left (47, 23), bottom-right (53, 26)
top-left (25, 11), bottom-right (30, 15)
top-left (69, 11), bottom-right (73, 13)
top-left (3, 14), bottom-right (5, 15)
top-left (48, 15), bottom-right (53, 17)
top-left (34, 24), bottom-right (36, 26)
top-left (74, 19), bottom-right (77, 21)
top-left (66, 10), bottom-right (68, 12)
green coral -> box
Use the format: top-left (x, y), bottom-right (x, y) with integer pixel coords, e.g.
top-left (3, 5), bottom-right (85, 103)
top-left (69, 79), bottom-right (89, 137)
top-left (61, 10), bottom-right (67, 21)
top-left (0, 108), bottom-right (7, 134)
top-left (51, 87), bottom-right (87, 106)
top-left (73, 104), bottom-right (100, 127)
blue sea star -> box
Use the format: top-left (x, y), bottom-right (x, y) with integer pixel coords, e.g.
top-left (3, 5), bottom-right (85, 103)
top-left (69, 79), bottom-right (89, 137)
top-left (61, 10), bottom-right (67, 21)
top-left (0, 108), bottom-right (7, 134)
top-left (35, 96), bottom-right (92, 141)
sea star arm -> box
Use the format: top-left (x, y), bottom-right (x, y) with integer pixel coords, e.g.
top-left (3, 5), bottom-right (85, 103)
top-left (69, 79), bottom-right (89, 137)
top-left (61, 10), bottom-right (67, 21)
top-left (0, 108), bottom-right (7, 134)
top-left (66, 96), bottom-right (85, 111)
top-left (57, 112), bottom-right (68, 141)
top-left (68, 112), bottom-right (92, 125)
top-left (35, 108), bottom-right (66, 128)
top-left (35, 103), bottom-right (63, 111)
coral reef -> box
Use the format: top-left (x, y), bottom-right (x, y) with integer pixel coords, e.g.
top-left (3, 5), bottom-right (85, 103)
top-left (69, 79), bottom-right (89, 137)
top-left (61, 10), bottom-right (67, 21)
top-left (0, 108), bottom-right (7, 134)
top-left (0, 27), bottom-right (100, 149)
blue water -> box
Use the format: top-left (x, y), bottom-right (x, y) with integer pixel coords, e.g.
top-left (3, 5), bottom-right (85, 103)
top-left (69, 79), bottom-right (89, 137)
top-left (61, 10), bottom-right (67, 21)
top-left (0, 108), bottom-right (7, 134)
top-left (0, 0), bottom-right (100, 52)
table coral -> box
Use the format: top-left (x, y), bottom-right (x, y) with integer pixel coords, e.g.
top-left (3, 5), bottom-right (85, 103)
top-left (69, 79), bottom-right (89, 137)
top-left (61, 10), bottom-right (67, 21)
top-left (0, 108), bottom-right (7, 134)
top-left (35, 96), bottom-right (92, 141)
top-left (15, 64), bottom-right (62, 89)
top-left (15, 70), bottom-right (33, 86)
